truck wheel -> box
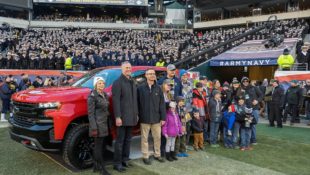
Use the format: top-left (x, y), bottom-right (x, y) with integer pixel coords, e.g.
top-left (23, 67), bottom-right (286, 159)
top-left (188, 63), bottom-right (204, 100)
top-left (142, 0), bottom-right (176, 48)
top-left (63, 124), bottom-right (94, 169)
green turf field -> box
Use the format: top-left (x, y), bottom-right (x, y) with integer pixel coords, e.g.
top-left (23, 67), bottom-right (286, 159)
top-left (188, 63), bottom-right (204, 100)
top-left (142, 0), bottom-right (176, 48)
top-left (207, 124), bottom-right (310, 175)
top-left (0, 124), bottom-right (309, 175)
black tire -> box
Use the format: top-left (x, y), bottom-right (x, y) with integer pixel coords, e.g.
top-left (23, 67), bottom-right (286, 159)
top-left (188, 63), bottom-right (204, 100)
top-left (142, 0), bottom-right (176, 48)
top-left (62, 123), bottom-right (94, 170)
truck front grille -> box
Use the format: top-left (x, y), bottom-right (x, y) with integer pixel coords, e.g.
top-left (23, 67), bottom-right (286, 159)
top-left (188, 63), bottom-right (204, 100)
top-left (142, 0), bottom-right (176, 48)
top-left (12, 101), bottom-right (45, 128)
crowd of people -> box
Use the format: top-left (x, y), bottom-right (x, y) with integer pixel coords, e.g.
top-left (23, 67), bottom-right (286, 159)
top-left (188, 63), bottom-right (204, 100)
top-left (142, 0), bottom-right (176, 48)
top-left (0, 18), bottom-right (307, 71)
top-left (34, 15), bottom-right (148, 24)
top-left (0, 72), bottom-right (75, 122)
top-left (82, 62), bottom-right (310, 175)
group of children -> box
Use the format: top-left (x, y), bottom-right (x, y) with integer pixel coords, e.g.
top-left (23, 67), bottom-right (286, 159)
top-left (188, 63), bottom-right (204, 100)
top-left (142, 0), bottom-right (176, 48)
top-left (161, 85), bottom-right (257, 161)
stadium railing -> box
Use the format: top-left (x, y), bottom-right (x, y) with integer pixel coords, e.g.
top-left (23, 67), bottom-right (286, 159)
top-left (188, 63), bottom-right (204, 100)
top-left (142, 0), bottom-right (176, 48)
top-left (194, 9), bottom-right (310, 29)
top-left (278, 63), bottom-right (309, 71)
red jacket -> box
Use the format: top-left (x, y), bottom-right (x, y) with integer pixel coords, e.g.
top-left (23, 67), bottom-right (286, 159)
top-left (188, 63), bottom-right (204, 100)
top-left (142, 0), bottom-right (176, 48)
top-left (192, 88), bottom-right (209, 120)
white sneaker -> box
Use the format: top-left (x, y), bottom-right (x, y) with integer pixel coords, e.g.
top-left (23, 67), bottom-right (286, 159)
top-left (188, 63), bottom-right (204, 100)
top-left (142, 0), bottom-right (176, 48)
top-left (227, 130), bottom-right (232, 136)
top-left (0, 113), bottom-right (8, 122)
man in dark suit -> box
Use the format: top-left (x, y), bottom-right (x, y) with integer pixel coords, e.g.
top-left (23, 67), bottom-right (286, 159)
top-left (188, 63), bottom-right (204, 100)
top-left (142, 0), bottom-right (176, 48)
top-left (112, 61), bottom-right (138, 172)
top-left (267, 80), bottom-right (285, 128)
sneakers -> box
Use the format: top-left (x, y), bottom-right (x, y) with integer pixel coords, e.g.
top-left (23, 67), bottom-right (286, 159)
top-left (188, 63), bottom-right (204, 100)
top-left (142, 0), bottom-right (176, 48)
top-left (143, 158), bottom-right (152, 165)
top-left (182, 153), bottom-right (189, 157)
top-left (176, 152), bottom-right (189, 157)
top-left (233, 145), bottom-right (240, 149)
top-left (0, 113), bottom-right (8, 122)
top-left (176, 153), bottom-right (184, 157)
top-left (227, 130), bottom-right (232, 136)
top-left (251, 142), bottom-right (258, 145)
top-left (154, 156), bottom-right (165, 163)
top-left (240, 147), bottom-right (246, 151)
top-left (246, 147), bottom-right (253, 151)
top-left (210, 144), bottom-right (220, 148)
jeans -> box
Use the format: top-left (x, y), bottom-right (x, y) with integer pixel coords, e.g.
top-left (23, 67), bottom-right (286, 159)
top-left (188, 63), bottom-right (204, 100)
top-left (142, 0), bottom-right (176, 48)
top-left (203, 120), bottom-right (209, 142)
top-left (210, 121), bottom-right (220, 145)
top-left (232, 122), bottom-right (241, 146)
top-left (251, 110), bottom-right (259, 143)
top-left (1, 99), bottom-right (10, 113)
top-left (114, 126), bottom-right (132, 166)
top-left (165, 137), bottom-right (176, 152)
top-left (240, 128), bottom-right (252, 148)
top-left (223, 127), bottom-right (233, 147)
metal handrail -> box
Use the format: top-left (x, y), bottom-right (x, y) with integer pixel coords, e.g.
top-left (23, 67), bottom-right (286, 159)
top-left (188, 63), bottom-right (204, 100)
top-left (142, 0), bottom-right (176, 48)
top-left (278, 63), bottom-right (308, 71)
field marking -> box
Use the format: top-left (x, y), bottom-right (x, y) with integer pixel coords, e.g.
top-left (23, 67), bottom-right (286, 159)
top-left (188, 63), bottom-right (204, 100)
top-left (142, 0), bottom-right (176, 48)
top-left (41, 153), bottom-right (74, 174)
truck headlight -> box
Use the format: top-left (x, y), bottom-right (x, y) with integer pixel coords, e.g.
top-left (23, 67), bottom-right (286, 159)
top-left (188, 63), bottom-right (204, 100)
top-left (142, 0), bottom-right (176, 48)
top-left (38, 102), bottom-right (61, 109)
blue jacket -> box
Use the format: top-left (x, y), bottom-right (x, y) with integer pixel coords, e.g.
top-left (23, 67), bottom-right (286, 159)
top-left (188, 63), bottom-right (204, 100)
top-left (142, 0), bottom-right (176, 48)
top-left (0, 82), bottom-right (14, 100)
top-left (223, 111), bottom-right (236, 130)
top-left (157, 75), bottom-right (183, 100)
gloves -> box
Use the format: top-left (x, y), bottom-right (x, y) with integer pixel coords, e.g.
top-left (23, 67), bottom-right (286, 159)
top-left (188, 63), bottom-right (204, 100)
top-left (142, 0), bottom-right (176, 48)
top-left (91, 129), bottom-right (98, 137)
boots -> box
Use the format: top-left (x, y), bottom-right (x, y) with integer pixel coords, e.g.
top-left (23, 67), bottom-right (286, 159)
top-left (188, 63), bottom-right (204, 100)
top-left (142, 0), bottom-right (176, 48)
top-left (165, 152), bottom-right (173, 161)
top-left (1, 113), bottom-right (7, 122)
top-left (93, 162), bottom-right (102, 173)
top-left (100, 167), bottom-right (111, 175)
top-left (171, 151), bottom-right (178, 161)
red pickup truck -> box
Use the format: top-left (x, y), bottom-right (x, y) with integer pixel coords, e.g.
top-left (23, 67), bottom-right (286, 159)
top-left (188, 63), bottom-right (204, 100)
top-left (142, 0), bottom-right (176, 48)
top-left (9, 66), bottom-right (166, 169)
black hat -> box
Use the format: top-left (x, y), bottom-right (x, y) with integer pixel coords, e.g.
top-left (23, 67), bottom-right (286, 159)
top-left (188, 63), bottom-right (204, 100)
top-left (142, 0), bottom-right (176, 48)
top-left (283, 48), bottom-right (290, 55)
top-left (245, 107), bottom-right (253, 114)
top-left (232, 80), bottom-right (240, 84)
top-left (199, 76), bottom-right (208, 80)
top-left (241, 77), bottom-right (249, 83)
top-left (223, 82), bottom-right (230, 88)
top-left (196, 82), bottom-right (203, 88)
top-left (212, 90), bottom-right (221, 96)
top-left (192, 108), bottom-right (199, 114)
top-left (176, 96), bottom-right (185, 103)
top-left (236, 95), bottom-right (245, 101)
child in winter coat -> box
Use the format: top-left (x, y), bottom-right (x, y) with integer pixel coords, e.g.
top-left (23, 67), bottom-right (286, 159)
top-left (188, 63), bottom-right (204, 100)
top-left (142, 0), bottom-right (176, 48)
top-left (162, 101), bottom-right (183, 161)
top-left (191, 108), bottom-right (205, 151)
top-left (208, 90), bottom-right (223, 147)
top-left (223, 105), bottom-right (236, 148)
top-left (236, 107), bottom-right (257, 151)
top-left (175, 96), bottom-right (191, 157)
top-left (192, 82), bottom-right (209, 142)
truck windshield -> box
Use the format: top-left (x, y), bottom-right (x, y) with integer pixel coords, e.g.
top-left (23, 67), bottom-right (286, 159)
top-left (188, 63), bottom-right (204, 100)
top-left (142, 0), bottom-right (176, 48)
top-left (72, 69), bottom-right (122, 89)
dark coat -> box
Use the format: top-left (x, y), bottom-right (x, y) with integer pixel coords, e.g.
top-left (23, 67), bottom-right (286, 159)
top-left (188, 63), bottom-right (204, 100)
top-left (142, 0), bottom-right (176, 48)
top-left (221, 89), bottom-right (232, 111)
top-left (20, 56), bottom-right (29, 69)
top-left (112, 74), bottom-right (139, 126)
top-left (87, 90), bottom-right (109, 137)
top-left (55, 57), bottom-right (65, 70)
top-left (266, 85), bottom-right (285, 106)
top-left (236, 111), bottom-right (257, 129)
top-left (137, 83), bottom-right (166, 124)
top-left (0, 58), bottom-right (7, 69)
top-left (29, 59), bottom-right (37, 69)
top-left (47, 58), bottom-right (55, 70)
top-left (208, 98), bottom-right (223, 122)
top-left (285, 86), bottom-right (303, 106)
top-left (241, 85), bottom-right (263, 110)
top-left (191, 117), bottom-right (204, 133)
top-left (0, 82), bottom-right (15, 99)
